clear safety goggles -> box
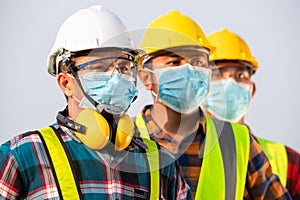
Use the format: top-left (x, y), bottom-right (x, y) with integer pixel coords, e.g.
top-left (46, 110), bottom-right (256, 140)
top-left (142, 46), bottom-right (210, 67)
top-left (74, 57), bottom-right (138, 80)
top-left (211, 65), bottom-right (252, 83)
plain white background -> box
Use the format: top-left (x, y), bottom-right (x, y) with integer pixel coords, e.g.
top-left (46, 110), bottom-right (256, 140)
top-left (1, 0), bottom-right (299, 152)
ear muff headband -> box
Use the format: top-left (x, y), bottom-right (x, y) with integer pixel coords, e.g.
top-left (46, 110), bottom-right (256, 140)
top-left (75, 109), bottom-right (134, 151)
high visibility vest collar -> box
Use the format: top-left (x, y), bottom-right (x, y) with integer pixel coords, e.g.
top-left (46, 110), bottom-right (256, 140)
top-left (256, 137), bottom-right (288, 186)
top-left (195, 117), bottom-right (250, 200)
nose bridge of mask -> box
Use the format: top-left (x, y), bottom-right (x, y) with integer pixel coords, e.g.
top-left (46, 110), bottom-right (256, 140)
top-left (77, 71), bottom-right (137, 115)
top-left (225, 77), bottom-right (235, 84)
top-left (206, 78), bottom-right (252, 122)
top-left (75, 109), bottom-right (134, 151)
top-left (225, 78), bottom-right (252, 92)
top-left (150, 64), bottom-right (210, 113)
top-left (222, 78), bottom-right (238, 91)
top-left (79, 71), bottom-right (114, 90)
top-left (153, 64), bottom-right (192, 86)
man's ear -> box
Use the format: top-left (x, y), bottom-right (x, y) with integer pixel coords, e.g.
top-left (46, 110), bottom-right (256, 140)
top-left (57, 73), bottom-right (75, 97)
top-left (138, 69), bottom-right (153, 90)
top-left (251, 81), bottom-right (256, 97)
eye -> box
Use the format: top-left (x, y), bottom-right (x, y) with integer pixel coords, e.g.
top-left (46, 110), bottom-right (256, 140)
top-left (89, 63), bottom-right (109, 71)
top-left (166, 60), bottom-right (181, 66)
top-left (79, 59), bottom-right (113, 72)
top-left (235, 70), bottom-right (250, 82)
top-left (116, 60), bottom-right (132, 74)
top-left (190, 56), bottom-right (208, 67)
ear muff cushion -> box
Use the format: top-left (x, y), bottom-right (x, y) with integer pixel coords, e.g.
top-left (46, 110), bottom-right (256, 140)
top-left (75, 109), bottom-right (110, 149)
top-left (115, 114), bottom-right (134, 151)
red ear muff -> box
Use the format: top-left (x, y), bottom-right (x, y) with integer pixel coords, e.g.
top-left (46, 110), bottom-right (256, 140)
top-left (75, 109), bottom-right (134, 151)
top-left (75, 109), bottom-right (110, 149)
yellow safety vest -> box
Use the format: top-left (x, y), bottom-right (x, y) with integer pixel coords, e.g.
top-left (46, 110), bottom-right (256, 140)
top-left (135, 114), bottom-right (250, 200)
top-left (256, 137), bottom-right (288, 186)
top-left (39, 126), bottom-right (160, 200)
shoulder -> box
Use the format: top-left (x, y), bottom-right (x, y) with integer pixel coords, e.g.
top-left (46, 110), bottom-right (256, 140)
top-left (0, 130), bottom-right (42, 153)
top-left (0, 125), bottom-right (72, 163)
top-left (0, 130), bottom-right (44, 172)
top-left (286, 145), bottom-right (300, 157)
top-left (286, 145), bottom-right (300, 166)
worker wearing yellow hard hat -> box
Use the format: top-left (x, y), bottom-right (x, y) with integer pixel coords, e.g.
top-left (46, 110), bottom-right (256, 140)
top-left (0, 5), bottom-right (191, 199)
top-left (135, 10), bottom-right (291, 199)
top-left (204, 27), bottom-right (300, 199)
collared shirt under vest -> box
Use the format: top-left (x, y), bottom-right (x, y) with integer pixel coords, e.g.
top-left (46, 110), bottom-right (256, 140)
top-left (136, 105), bottom-right (292, 200)
top-left (136, 112), bottom-right (249, 200)
top-left (0, 122), bottom-right (191, 199)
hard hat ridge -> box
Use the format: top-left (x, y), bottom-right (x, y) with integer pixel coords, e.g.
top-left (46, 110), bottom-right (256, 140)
top-left (140, 10), bottom-right (215, 57)
top-left (207, 28), bottom-right (259, 72)
top-left (47, 5), bottom-right (144, 76)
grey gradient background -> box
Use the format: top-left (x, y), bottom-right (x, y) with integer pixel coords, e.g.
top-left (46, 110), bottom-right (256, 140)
top-left (1, 0), bottom-right (299, 152)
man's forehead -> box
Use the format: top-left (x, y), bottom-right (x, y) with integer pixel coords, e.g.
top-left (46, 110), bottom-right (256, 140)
top-left (213, 60), bottom-right (253, 68)
top-left (211, 64), bottom-right (252, 76)
top-left (84, 51), bottom-right (126, 57)
top-left (74, 51), bottom-right (128, 64)
top-left (215, 61), bottom-right (248, 67)
top-left (154, 50), bottom-right (208, 59)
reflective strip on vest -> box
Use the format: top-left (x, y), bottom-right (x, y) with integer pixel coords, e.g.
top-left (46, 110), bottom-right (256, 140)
top-left (40, 125), bottom-right (160, 200)
top-left (231, 120), bottom-right (251, 199)
top-left (141, 138), bottom-right (160, 200)
top-left (195, 117), bottom-right (250, 200)
top-left (136, 114), bottom-right (249, 199)
top-left (136, 113), bottom-right (150, 139)
top-left (39, 127), bottom-right (81, 200)
top-left (136, 113), bottom-right (160, 199)
top-left (256, 137), bottom-right (288, 186)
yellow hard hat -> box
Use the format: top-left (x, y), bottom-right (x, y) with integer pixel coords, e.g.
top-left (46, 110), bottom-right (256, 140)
top-left (140, 10), bottom-right (215, 58)
top-left (207, 28), bottom-right (259, 72)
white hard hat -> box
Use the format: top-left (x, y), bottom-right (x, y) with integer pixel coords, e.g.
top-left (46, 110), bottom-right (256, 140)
top-left (47, 5), bottom-right (144, 76)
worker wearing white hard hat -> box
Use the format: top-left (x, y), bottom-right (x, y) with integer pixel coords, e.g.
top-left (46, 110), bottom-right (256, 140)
top-left (0, 5), bottom-right (191, 199)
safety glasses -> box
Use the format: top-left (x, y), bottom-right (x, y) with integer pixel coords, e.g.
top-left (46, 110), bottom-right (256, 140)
top-left (75, 57), bottom-right (138, 79)
top-left (211, 65), bottom-right (252, 83)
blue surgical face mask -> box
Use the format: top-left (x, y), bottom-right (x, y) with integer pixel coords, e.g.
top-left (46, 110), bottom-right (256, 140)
top-left (78, 71), bottom-right (137, 115)
top-left (147, 63), bottom-right (211, 114)
top-left (205, 78), bottom-right (252, 122)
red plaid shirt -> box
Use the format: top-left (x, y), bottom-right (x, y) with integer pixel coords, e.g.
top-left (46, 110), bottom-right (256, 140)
top-left (249, 127), bottom-right (300, 200)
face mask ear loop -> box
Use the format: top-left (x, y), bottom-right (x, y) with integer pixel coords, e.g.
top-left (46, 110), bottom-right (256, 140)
top-left (68, 63), bottom-right (99, 111)
top-left (68, 64), bottom-right (119, 149)
top-left (70, 62), bottom-right (122, 118)
top-left (144, 68), bottom-right (155, 74)
top-left (143, 68), bottom-right (160, 102)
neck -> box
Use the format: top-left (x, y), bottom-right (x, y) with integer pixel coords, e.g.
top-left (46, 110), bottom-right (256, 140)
top-left (204, 110), bottom-right (245, 125)
top-left (236, 117), bottom-right (245, 124)
top-left (68, 96), bottom-right (88, 119)
top-left (150, 102), bottom-right (201, 135)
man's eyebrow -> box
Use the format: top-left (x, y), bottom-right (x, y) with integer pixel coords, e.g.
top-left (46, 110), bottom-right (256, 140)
top-left (170, 55), bottom-right (182, 59)
top-left (163, 53), bottom-right (181, 58)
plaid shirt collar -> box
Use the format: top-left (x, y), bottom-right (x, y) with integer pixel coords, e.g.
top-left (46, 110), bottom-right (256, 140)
top-left (141, 105), bottom-right (206, 135)
top-left (140, 105), bottom-right (206, 154)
